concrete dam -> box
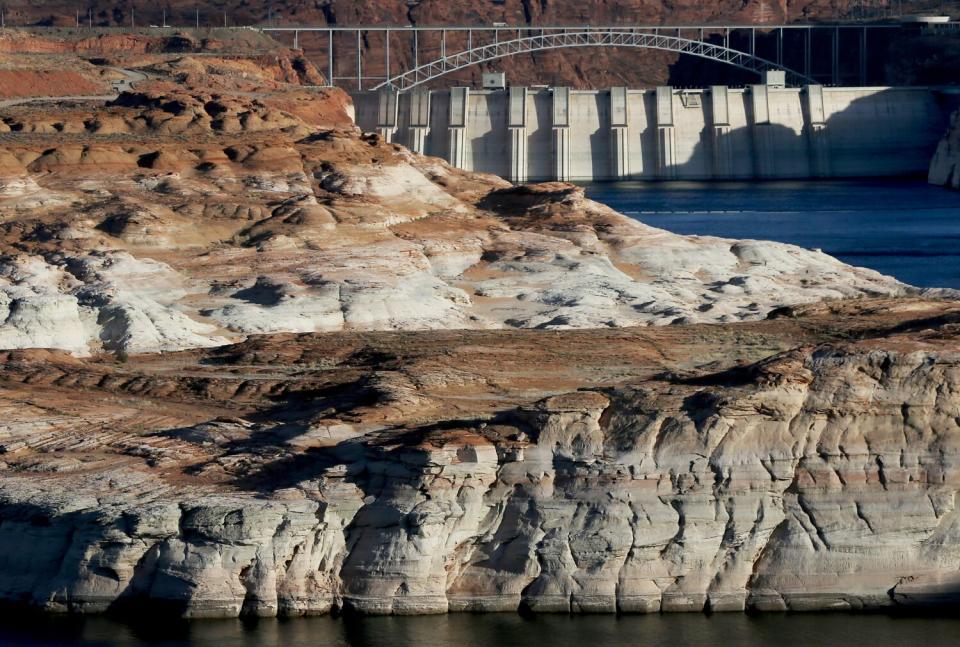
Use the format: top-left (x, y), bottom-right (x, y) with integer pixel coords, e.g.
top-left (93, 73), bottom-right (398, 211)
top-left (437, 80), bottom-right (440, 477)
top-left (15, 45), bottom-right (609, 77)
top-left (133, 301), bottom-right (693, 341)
top-left (353, 84), bottom-right (957, 182)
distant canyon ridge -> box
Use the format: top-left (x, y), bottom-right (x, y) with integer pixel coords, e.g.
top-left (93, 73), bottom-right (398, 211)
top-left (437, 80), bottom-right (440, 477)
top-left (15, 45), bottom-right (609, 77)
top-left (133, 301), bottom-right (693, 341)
top-left (4, 1), bottom-right (960, 87)
top-left (1, 0), bottom-right (942, 28)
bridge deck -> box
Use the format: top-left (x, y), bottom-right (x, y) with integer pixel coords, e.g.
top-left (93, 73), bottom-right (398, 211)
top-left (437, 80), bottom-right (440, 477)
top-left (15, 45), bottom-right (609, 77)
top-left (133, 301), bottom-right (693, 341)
top-left (260, 23), bottom-right (906, 31)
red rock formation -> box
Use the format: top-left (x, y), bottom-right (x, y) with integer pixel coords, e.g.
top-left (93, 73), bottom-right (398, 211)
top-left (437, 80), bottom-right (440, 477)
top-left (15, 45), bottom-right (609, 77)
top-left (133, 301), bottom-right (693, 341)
top-left (0, 69), bottom-right (107, 97)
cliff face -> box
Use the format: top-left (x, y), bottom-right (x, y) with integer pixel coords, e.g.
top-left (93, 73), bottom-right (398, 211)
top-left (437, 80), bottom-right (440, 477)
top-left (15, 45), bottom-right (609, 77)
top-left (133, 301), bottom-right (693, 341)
top-left (930, 110), bottom-right (960, 189)
top-left (0, 301), bottom-right (958, 616)
top-left (2, 40), bottom-right (959, 619)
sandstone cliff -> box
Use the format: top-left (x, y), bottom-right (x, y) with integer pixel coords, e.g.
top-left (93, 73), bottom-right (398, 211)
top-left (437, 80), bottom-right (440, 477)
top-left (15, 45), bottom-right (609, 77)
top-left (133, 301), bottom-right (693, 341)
top-left (930, 110), bottom-right (960, 189)
top-left (1, 45), bottom-right (959, 619)
top-left (0, 300), bottom-right (957, 616)
top-left (0, 29), bottom-right (327, 99)
top-left (0, 57), bottom-right (910, 357)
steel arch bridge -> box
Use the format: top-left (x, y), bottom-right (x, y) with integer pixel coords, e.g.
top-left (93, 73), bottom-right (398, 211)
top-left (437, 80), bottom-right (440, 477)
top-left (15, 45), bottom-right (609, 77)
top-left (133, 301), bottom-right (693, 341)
top-left (372, 29), bottom-right (814, 90)
top-left (261, 23), bottom-right (904, 90)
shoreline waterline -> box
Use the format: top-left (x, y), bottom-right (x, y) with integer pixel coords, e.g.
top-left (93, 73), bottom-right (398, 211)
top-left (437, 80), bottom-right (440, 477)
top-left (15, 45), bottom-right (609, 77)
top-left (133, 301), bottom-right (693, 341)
top-left (2, 608), bottom-right (959, 646)
top-left (583, 178), bottom-right (960, 290)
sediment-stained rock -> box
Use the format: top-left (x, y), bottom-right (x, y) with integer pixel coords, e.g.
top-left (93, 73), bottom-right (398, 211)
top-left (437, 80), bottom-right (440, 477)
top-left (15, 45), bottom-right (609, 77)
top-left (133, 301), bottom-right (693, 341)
top-left (0, 301), bottom-right (958, 617)
top-left (0, 63), bottom-right (911, 356)
top-left (2, 37), bottom-right (959, 621)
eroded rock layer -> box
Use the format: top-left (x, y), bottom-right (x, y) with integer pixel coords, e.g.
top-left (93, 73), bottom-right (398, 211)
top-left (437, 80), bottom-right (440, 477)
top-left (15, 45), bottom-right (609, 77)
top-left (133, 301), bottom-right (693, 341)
top-left (0, 54), bottom-right (912, 357)
top-left (2, 43), bottom-right (959, 619)
top-left (0, 300), bottom-right (958, 616)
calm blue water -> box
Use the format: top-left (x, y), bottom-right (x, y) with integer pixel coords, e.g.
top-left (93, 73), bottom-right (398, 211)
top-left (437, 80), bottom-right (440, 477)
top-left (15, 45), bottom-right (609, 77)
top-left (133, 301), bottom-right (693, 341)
top-left (0, 612), bottom-right (958, 647)
top-left (583, 179), bottom-right (960, 289)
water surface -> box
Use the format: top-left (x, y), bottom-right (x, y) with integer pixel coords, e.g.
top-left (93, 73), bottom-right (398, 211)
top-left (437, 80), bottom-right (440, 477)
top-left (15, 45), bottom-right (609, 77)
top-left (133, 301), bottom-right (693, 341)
top-left (2, 612), bottom-right (959, 647)
top-left (584, 179), bottom-right (960, 289)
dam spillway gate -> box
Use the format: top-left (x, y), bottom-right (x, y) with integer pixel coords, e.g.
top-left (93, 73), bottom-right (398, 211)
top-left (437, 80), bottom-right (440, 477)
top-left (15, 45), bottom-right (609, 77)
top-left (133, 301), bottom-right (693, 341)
top-left (353, 84), bottom-right (958, 182)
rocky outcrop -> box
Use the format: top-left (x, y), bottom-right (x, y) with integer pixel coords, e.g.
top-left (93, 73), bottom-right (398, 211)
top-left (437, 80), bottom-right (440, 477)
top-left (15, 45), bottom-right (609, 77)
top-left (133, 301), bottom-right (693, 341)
top-left (2, 40), bottom-right (959, 621)
top-left (0, 70), bottom-right (910, 357)
top-left (930, 110), bottom-right (960, 190)
top-left (0, 30), bottom-right (326, 101)
top-left (0, 301), bottom-right (958, 616)
top-left (0, 28), bottom-right (279, 56)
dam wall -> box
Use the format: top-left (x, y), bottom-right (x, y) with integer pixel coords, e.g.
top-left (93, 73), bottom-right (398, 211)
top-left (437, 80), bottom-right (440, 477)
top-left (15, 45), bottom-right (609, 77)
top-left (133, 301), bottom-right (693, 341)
top-left (353, 85), bottom-right (958, 182)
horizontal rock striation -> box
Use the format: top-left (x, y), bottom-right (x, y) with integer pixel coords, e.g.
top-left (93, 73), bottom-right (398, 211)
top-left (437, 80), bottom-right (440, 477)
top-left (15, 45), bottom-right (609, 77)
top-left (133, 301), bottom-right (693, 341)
top-left (0, 302), bottom-right (958, 616)
top-left (2, 39), bottom-right (959, 621)
top-left (0, 61), bottom-right (910, 357)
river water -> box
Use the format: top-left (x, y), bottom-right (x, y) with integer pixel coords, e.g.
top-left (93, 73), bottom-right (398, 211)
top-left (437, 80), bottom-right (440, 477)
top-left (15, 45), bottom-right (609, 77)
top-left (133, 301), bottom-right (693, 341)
top-left (583, 179), bottom-right (960, 290)
top-left (4, 178), bottom-right (960, 647)
top-left (2, 611), bottom-right (959, 647)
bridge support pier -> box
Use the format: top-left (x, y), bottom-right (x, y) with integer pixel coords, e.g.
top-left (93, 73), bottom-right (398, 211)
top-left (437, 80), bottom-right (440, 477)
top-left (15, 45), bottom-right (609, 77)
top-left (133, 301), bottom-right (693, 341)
top-left (610, 87), bottom-right (630, 180)
top-left (376, 89), bottom-right (399, 143)
top-left (508, 86), bottom-right (529, 183)
top-left (656, 86), bottom-right (676, 180)
top-left (750, 84), bottom-right (775, 178)
top-left (552, 87), bottom-right (571, 181)
top-left (447, 87), bottom-right (469, 169)
top-left (710, 86), bottom-right (733, 178)
top-left (408, 89), bottom-right (432, 155)
top-left (805, 84), bottom-right (830, 178)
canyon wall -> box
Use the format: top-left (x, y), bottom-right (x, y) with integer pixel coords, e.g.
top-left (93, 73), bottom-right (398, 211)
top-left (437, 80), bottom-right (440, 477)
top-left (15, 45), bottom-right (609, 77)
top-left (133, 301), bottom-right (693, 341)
top-left (0, 333), bottom-right (958, 616)
top-left (1, 36), bottom-right (959, 620)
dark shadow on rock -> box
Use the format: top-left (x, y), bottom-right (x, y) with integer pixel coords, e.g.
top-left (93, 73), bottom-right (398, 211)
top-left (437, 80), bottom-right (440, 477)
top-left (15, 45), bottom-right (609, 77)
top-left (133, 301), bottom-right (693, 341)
top-left (227, 409), bottom-right (527, 495)
top-left (477, 182), bottom-right (583, 215)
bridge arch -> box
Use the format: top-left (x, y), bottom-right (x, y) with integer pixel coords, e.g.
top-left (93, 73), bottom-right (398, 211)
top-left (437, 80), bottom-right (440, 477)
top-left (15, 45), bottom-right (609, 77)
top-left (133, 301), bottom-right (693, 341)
top-left (371, 29), bottom-right (815, 90)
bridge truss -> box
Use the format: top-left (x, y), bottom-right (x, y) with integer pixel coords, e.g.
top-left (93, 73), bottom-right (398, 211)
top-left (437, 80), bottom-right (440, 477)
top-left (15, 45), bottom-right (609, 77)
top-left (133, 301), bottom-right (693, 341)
top-left (261, 24), bottom-right (900, 90)
top-left (374, 30), bottom-right (817, 90)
